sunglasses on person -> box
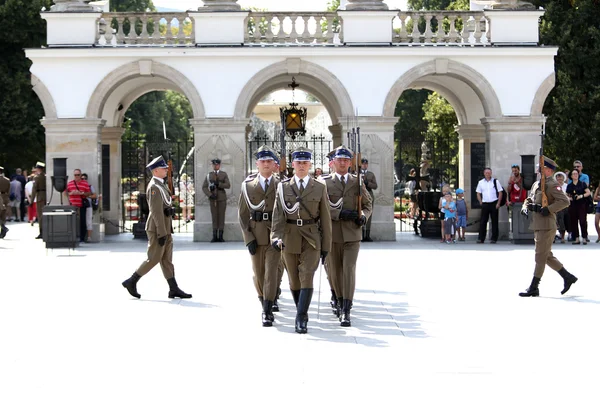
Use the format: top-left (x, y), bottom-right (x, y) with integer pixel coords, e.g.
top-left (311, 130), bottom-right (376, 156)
top-left (74, 173), bottom-right (81, 176)
top-left (511, 164), bottom-right (519, 168)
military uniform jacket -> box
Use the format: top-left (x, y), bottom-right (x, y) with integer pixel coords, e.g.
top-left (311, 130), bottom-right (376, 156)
top-left (321, 174), bottom-right (373, 243)
top-left (31, 172), bottom-right (46, 204)
top-left (0, 176), bottom-right (9, 206)
top-left (202, 170), bottom-right (231, 201)
top-left (271, 176), bottom-right (332, 254)
top-left (523, 176), bottom-right (569, 231)
top-left (238, 174), bottom-right (280, 246)
top-left (363, 170), bottom-right (378, 199)
top-left (146, 177), bottom-right (173, 238)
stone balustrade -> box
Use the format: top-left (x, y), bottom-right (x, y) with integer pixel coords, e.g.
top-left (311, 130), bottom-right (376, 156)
top-left (244, 12), bottom-right (341, 45)
top-left (393, 11), bottom-right (490, 45)
top-left (96, 13), bottom-right (195, 46)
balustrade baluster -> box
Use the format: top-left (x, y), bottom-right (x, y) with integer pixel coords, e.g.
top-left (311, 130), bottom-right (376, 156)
top-left (301, 16), bottom-right (311, 44)
top-left (104, 18), bottom-right (114, 46)
top-left (276, 15), bottom-right (285, 44)
top-left (448, 14), bottom-right (458, 43)
top-left (485, 16), bottom-right (491, 44)
top-left (424, 14), bottom-right (433, 43)
top-left (473, 15), bottom-right (483, 43)
top-left (140, 15), bottom-right (150, 44)
top-left (116, 17), bottom-right (125, 45)
top-left (152, 19), bottom-right (160, 43)
top-left (461, 15), bottom-right (471, 44)
top-left (126, 17), bottom-right (138, 44)
top-left (177, 18), bottom-right (186, 44)
top-left (410, 13), bottom-right (420, 43)
top-left (289, 14), bottom-right (299, 43)
top-left (266, 17), bottom-right (274, 42)
top-left (398, 13), bottom-right (408, 42)
top-left (325, 15), bottom-right (335, 43)
top-left (244, 16), bottom-right (250, 42)
top-left (166, 18), bottom-right (173, 45)
top-left (315, 16), bottom-right (324, 43)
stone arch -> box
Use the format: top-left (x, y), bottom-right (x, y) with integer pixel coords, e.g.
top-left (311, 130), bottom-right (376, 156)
top-left (530, 72), bottom-right (555, 116)
top-left (86, 60), bottom-right (205, 120)
top-left (382, 59), bottom-right (502, 118)
top-left (234, 59), bottom-right (355, 122)
top-left (409, 79), bottom-right (468, 125)
top-left (31, 74), bottom-right (57, 119)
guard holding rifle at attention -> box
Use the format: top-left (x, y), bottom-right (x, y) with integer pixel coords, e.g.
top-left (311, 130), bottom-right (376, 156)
top-left (320, 145), bottom-right (372, 326)
top-left (271, 148), bottom-right (332, 334)
top-left (519, 156), bottom-right (577, 297)
top-left (238, 146), bottom-right (281, 327)
top-left (360, 158), bottom-right (377, 242)
top-left (122, 156), bottom-right (192, 300)
top-left (203, 159), bottom-right (231, 243)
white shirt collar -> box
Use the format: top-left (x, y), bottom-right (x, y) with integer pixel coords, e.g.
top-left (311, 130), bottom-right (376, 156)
top-left (259, 174), bottom-right (272, 189)
top-left (154, 176), bottom-right (164, 184)
top-left (294, 175), bottom-right (309, 188)
top-left (335, 172), bottom-right (348, 182)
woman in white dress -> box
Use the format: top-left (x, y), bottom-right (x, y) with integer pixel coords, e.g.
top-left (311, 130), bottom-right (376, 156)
top-left (179, 173), bottom-right (194, 223)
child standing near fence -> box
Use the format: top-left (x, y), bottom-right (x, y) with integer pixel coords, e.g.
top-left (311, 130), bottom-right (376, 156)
top-left (455, 188), bottom-right (468, 241)
top-left (442, 192), bottom-right (456, 244)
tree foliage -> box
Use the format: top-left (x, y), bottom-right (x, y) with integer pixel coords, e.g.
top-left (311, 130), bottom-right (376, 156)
top-left (0, 0), bottom-right (53, 172)
top-left (110, 0), bottom-right (155, 12)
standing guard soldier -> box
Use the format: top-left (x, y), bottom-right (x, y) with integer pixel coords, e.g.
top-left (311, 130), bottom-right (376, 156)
top-left (271, 148), bottom-right (332, 334)
top-left (320, 146), bottom-right (372, 326)
top-left (31, 162), bottom-right (46, 239)
top-left (239, 146), bottom-right (281, 327)
top-left (519, 157), bottom-right (577, 297)
top-left (0, 166), bottom-right (9, 239)
top-left (202, 159), bottom-right (231, 242)
top-left (360, 158), bottom-right (377, 242)
top-left (122, 156), bottom-right (192, 300)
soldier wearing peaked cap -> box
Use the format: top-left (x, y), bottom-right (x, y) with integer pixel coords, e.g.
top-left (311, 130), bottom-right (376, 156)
top-left (31, 162), bottom-right (46, 239)
top-left (360, 158), bottom-right (377, 242)
top-left (238, 146), bottom-right (281, 327)
top-left (202, 158), bottom-right (231, 242)
top-left (0, 166), bottom-right (9, 239)
top-left (122, 156), bottom-right (192, 300)
top-left (519, 156), bottom-right (578, 297)
top-left (270, 147), bottom-right (332, 334)
top-left (319, 145), bottom-right (372, 326)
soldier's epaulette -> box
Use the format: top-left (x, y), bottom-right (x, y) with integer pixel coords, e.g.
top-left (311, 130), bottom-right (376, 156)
top-left (281, 177), bottom-right (291, 183)
top-left (244, 173), bottom-right (258, 182)
top-left (320, 174), bottom-right (332, 180)
top-left (350, 173), bottom-right (357, 178)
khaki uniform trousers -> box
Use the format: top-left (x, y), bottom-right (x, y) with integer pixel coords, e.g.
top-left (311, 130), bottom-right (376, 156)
top-left (366, 191), bottom-right (374, 231)
top-left (534, 229), bottom-right (564, 278)
top-left (210, 200), bottom-right (226, 230)
top-left (329, 241), bottom-right (360, 300)
top-left (276, 257), bottom-right (285, 292)
top-left (36, 200), bottom-right (44, 231)
top-left (136, 232), bottom-right (175, 279)
top-left (282, 239), bottom-right (320, 290)
top-left (251, 244), bottom-right (280, 301)
top-left (0, 194), bottom-right (8, 224)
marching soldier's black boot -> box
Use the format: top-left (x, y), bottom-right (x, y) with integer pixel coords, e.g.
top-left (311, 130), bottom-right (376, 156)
top-left (340, 299), bottom-right (352, 327)
top-left (122, 272), bottom-right (142, 299)
top-left (35, 226), bottom-right (42, 239)
top-left (262, 300), bottom-right (274, 327)
top-left (0, 224), bottom-right (7, 239)
top-left (218, 230), bottom-right (224, 242)
top-left (258, 296), bottom-right (263, 304)
top-left (291, 289), bottom-right (300, 308)
top-left (295, 288), bottom-right (313, 334)
top-left (364, 230), bottom-right (373, 242)
top-left (330, 289), bottom-right (338, 314)
top-left (336, 297), bottom-right (343, 319)
top-left (167, 277), bottom-right (192, 299)
top-left (210, 230), bottom-right (218, 243)
top-left (272, 288), bottom-right (281, 312)
top-left (519, 277), bottom-right (541, 297)
top-left (557, 268), bottom-right (578, 295)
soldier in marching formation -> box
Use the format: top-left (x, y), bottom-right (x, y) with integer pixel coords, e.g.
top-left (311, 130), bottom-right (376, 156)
top-left (202, 159), bottom-right (231, 243)
top-left (271, 148), bottom-right (332, 334)
top-left (122, 156), bottom-right (192, 300)
top-left (519, 156), bottom-right (578, 297)
top-left (360, 158), bottom-right (377, 242)
top-left (320, 146), bottom-right (372, 326)
top-left (238, 146), bottom-right (281, 327)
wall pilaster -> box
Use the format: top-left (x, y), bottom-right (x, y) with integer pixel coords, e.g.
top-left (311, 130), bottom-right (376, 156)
top-left (191, 118), bottom-right (249, 242)
top-left (352, 117), bottom-right (397, 241)
top-left (101, 127), bottom-right (124, 235)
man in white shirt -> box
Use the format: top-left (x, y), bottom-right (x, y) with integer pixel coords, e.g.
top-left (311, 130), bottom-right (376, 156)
top-left (475, 167), bottom-right (503, 243)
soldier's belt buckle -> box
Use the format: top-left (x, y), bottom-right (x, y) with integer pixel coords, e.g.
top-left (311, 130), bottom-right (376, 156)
top-left (263, 213), bottom-right (269, 221)
top-left (296, 219), bottom-right (303, 227)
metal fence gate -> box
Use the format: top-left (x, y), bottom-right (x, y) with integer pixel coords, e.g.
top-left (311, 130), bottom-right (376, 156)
top-left (121, 135), bottom-right (195, 233)
top-left (247, 134), bottom-right (332, 175)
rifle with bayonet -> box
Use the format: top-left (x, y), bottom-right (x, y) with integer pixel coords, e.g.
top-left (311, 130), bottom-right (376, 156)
top-left (540, 116), bottom-right (548, 208)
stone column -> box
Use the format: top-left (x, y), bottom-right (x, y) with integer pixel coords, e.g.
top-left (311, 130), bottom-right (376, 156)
top-left (345, 0), bottom-right (389, 10)
top-left (482, 116), bottom-right (544, 240)
top-left (41, 118), bottom-right (106, 240)
top-left (200, 0), bottom-right (241, 11)
top-left (101, 127), bottom-right (124, 235)
top-left (354, 117), bottom-right (397, 241)
top-left (328, 123), bottom-right (344, 147)
top-left (191, 118), bottom-right (249, 242)
top-left (457, 124), bottom-right (486, 229)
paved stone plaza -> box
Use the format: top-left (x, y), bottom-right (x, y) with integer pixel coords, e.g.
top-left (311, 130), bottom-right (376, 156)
top-left (1, 221), bottom-right (599, 399)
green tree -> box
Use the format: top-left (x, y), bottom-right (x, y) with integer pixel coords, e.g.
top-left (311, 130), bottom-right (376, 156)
top-left (532, 0), bottom-right (600, 184)
top-left (0, 0), bottom-right (53, 172)
top-left (110, 0), bottom-right (155, 12)
top-left (422, 93), bottom-right (459, 186)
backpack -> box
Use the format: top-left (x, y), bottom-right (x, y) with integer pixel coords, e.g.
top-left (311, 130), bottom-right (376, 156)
top-left (493, 179), bottom-right (507, 207)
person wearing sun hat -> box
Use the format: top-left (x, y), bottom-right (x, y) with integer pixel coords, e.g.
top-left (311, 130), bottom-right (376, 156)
top-left (121, 156), bottom-right (192, 300)
top-left (519, 156), bottom-right (577, 297)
